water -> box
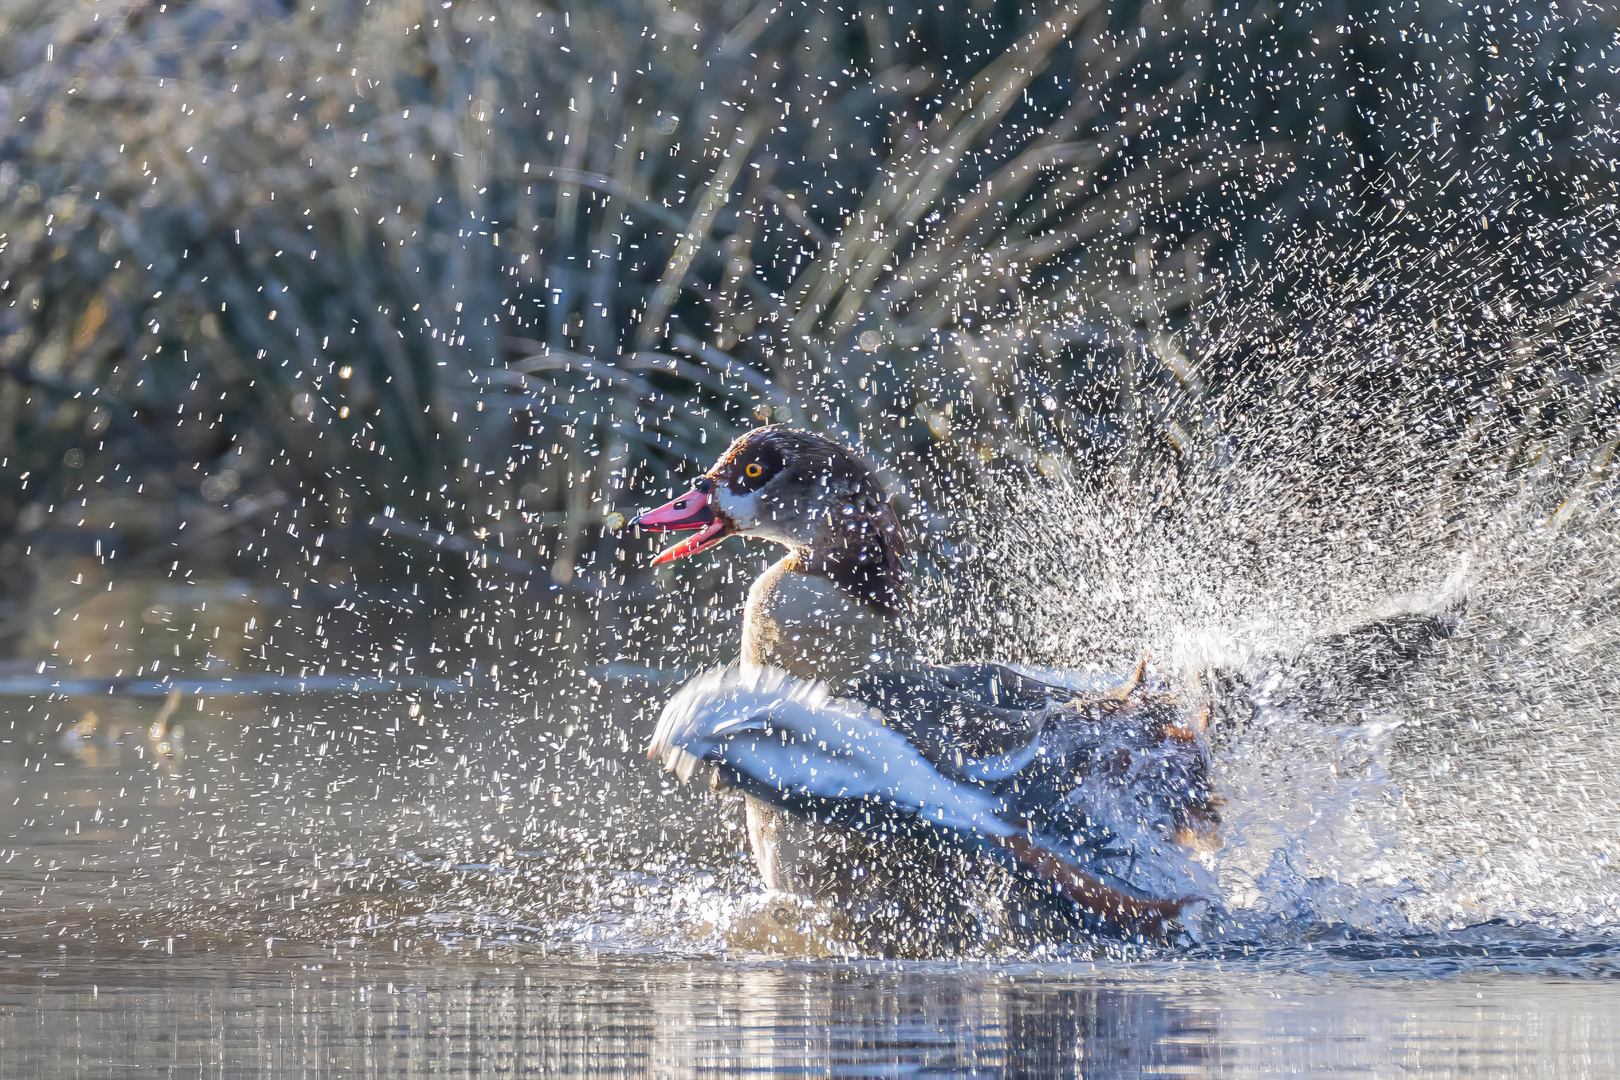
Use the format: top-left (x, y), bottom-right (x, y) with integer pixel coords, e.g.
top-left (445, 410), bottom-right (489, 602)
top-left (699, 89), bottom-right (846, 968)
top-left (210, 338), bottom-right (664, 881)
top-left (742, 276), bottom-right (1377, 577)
top-left (3, 566), bottom-right (1620, 1076)
top-left (2, 951), bottom-right (1620, 1075)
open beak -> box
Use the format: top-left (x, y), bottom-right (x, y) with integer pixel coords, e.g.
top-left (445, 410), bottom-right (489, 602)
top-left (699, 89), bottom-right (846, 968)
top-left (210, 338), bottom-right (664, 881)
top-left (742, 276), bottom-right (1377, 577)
top-left (629, 484), bottom-right (735, 565)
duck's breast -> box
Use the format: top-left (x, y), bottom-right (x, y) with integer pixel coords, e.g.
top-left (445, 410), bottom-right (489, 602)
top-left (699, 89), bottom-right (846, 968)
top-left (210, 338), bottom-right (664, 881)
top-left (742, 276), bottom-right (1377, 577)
top-left (741, 562), bottom-right (900, 681)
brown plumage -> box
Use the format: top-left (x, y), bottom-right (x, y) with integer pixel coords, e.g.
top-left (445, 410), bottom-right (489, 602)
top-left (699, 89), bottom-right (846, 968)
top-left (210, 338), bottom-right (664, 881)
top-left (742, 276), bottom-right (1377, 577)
top-left (632, 426), bottom-right (1217, 949)
top-left (709, 426), bottom-right (908, 617)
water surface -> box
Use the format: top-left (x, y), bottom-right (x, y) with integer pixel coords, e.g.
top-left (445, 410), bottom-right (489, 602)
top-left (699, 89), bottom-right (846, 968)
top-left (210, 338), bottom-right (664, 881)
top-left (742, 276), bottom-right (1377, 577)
top-left (4, 567), bottom-right (1620, 1076)
top-left (3, 949), bottom-right (1619, 1077)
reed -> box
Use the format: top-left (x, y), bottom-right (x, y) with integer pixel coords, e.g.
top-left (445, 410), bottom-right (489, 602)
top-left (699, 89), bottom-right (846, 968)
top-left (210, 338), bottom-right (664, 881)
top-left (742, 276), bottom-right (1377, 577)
top-left (0, 0), bottom-right (1611, 611)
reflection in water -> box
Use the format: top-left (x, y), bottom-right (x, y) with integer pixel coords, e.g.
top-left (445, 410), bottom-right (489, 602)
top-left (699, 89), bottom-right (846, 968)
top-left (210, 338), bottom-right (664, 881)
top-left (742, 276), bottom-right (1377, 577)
top-left (1, 953), bottom-right (1617, 1076)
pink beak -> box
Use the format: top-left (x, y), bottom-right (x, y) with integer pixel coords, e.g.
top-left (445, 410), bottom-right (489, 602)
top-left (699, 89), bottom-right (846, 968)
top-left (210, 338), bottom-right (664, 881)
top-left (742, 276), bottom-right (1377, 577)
top-left (630, 484), bottom-right (735, 565)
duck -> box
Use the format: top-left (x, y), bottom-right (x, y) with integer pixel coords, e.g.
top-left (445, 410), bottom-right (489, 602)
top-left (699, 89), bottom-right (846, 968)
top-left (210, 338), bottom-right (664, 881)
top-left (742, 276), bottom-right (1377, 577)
top-left (630, 426), bottom-right (1218, 947)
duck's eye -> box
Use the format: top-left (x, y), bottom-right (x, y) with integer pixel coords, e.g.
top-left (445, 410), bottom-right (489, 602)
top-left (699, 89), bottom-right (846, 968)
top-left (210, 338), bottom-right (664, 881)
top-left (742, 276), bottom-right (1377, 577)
top-left (731, 442), bottom-right (784, 493)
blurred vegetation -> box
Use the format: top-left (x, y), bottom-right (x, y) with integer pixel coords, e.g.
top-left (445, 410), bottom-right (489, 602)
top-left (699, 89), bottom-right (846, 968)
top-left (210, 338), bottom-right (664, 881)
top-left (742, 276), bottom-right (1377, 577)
top-left (0, 0), bottom-right (1616, 650)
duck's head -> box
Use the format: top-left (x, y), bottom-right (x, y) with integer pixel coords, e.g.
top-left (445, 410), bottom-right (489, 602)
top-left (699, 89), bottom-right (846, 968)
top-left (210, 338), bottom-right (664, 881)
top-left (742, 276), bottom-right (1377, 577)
top-left (630, 426), bottom-right (907, 616)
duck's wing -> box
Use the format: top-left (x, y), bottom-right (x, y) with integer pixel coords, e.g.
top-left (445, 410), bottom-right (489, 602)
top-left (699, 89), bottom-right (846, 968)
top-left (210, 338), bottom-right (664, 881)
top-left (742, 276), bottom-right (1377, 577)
top-left (1033, 681), bottom-right (1220, 853)
top-left (845, 659), bottom-right (1219, 859)
top-left (649, 665), bottom-right (1017, 836)
top-left (842, 662), bottom-right (1069, 782)
top-left (1211, 600), bottom-right (1465, 731)
top-left (651, 665), bottom-right (1187, 934)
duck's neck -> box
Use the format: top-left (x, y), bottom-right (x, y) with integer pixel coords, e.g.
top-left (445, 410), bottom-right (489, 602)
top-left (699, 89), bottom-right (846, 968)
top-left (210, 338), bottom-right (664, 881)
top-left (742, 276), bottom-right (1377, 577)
top-left (740, 553), bottom-right (908, 682)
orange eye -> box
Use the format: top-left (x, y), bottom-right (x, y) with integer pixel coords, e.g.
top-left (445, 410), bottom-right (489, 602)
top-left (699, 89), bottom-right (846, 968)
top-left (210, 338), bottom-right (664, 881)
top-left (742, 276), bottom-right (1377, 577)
top-left (744, 462), bottom-right (764, 479)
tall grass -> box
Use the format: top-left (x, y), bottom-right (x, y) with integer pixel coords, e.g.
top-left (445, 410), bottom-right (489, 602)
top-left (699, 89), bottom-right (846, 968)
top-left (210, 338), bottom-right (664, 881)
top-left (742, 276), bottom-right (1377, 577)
top-left (0, 0), bottom-right (1613, 620)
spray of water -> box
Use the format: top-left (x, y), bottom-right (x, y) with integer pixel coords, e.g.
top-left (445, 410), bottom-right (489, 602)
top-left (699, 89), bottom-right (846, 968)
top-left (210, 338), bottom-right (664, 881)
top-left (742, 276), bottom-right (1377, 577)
top-left (932, 188), bottom-right (1620, 945)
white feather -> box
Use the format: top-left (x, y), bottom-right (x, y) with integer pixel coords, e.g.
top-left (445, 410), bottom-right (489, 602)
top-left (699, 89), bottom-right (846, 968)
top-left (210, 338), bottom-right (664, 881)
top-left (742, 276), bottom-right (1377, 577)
top-left (650, 665), bottom-right (1017, 837)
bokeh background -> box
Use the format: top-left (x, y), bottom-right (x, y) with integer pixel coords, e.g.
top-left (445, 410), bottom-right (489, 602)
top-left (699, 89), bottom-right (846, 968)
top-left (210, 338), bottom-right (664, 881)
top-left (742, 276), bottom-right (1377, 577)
top-left (2, 0), bottom-right (1617, 671)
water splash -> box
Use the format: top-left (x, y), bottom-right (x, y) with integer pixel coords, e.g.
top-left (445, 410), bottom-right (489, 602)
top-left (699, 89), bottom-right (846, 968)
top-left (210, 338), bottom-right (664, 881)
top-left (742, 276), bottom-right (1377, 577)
top-left (931, 200), bottom-right (1620, 946)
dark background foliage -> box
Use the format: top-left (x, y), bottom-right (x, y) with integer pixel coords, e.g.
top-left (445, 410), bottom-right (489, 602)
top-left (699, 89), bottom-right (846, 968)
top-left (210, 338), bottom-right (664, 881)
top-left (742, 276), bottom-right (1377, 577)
top-left (0, 0), bottom-right (1615, 658)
